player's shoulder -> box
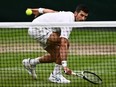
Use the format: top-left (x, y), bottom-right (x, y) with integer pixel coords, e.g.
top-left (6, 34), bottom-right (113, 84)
top-left (57, 11), bottom-right (74, 18)
top-left (39, 11), bottom-right (73, 16)
top-left (59, 11), bottom-right (74, 15)
top-left (59, 11), bottom-right (74, 20)
top-left (42, 11), bottom-right (74, 18)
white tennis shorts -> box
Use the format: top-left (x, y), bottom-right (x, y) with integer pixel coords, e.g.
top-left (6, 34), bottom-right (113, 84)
top-left (28, 27), bottom-right (52, 49)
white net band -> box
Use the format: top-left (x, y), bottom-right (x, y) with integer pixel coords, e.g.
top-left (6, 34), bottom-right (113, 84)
top-left (0, 21), bottom-right (116, 28)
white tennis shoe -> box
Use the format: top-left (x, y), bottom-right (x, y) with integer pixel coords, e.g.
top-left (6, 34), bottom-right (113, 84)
top-left (22, 58), bottom-right (37, 80)
top-left (48, 73), bottom-right (70, 83)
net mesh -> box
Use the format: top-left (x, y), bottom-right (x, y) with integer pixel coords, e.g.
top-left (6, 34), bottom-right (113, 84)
top-left (0, 22), bottom-right (116, 87)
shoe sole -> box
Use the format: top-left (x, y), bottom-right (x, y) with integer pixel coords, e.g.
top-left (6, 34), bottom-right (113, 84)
top-left (48, 77), bottom-right (70, 83)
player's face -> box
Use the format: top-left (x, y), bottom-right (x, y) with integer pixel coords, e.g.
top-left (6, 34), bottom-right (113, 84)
top-left (74, 10), bottom-right (88, 21)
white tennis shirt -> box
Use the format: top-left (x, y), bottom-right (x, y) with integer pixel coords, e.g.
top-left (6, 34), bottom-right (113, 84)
top-left (32, 11), bottom-right (75, 39)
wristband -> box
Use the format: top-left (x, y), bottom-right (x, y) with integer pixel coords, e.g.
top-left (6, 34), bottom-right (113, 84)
top-left (62, 61), bottom-right (67, 67)
top-left (38, 8), bottom-right (44, 13)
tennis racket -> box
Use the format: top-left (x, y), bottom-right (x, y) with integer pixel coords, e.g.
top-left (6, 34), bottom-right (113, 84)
top-left (72, 71), bottom-right (102, 84)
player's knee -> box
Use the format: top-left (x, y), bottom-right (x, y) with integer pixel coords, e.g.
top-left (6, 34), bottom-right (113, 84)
top-left (60, 37), bottom-right (69, 48)
top-left (48, 32), bottom-right (60, 43)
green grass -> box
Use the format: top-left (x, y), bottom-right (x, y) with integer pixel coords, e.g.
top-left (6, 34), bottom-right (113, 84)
top-left (0, 28), bottom-right (35, 44)
top-left (0, 52), bottom-right (116, 87)
top-left (0, 28), bottom-right (116, 44)
top-left (70, 29), bottom-right (116, 44)
top-left (0, 28), bottom-right (116, 87)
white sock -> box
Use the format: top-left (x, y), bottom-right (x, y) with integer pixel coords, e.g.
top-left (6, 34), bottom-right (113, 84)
top-left (29, 57), bottom-right (40, 65)
top-left (52, 64), bottom-right (62, 75)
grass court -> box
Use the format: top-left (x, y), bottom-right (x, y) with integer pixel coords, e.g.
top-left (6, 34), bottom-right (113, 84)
top-left (0, 28), bottom-right (116, 87)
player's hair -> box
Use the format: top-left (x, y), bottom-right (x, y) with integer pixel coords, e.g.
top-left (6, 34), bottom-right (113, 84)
top-left (75, 4), bottom-right (89, 13)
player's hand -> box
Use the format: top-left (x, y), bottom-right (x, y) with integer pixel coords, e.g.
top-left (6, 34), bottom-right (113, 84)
top-left (63, 67), bottom-right (72, 75)
top-left (26, 8), bottom-right (39, 18)
top-left (31, 9), bottom-right (40, 18)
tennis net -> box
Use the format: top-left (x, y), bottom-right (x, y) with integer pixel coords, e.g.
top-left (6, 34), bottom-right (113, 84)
top-left (0, 21), bottom-right (116, 87)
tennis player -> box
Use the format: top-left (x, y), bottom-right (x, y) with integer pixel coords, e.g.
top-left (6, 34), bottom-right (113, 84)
top-left (22, 4), bottom-right (89, 83)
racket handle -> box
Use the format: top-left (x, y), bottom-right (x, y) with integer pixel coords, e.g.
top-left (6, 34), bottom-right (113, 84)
top-left (71, 72), bottom-right (76, 75)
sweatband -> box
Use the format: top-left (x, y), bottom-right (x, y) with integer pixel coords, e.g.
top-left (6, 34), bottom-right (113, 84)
top-left (38, 8), bottom-right (44, 13)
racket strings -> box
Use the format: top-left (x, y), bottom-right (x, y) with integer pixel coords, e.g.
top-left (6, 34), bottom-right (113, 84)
top-left (84, 72), bottom-right (102, 83)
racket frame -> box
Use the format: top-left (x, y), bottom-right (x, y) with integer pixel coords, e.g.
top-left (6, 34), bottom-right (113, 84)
top-left (72, 71), bottom-right (102, 84)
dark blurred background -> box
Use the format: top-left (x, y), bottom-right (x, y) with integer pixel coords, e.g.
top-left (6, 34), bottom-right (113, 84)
top-left (0, 0), bottom-right (116, 22)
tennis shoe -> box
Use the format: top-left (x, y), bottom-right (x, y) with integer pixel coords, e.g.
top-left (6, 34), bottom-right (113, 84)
top-left (22, 58), bottom-right (37, 80)
top-left (48, 73), bottom-right (70, 83)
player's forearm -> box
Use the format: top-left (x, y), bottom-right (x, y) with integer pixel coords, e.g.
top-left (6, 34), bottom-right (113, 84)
top-left (31, 8), bottom-right (57, 17)
top-left (32, 8), bottom-right (57, 13)
top-left (59, 38), bottom-right (72, 75)
top-left (60, 37), bottom-right (69, 62)
top-left (41, 8), bottom-right (58, 13)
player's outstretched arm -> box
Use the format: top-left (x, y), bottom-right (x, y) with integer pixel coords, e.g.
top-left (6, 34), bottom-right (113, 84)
top-left (60, 37), bottom-right (72, 75)
top-left (30, 8), bottom-right (58, 18)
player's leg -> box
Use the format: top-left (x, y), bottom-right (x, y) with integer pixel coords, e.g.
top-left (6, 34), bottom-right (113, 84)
top-left (26, 32), bottom-right (61, 65)
top-left (22, 44), bottom-right (59, 80)
top-left (48, 37), bottom-right (71, 83)
top-left (45, 45), bottom-right (70, 83)
top-left (22, 27), bottom-right (52, 80)
top-left (22, 47), bottom-right (70, 83)
top-left (23, 43), bottom-right (70, 83)
top-left (22, 28), bottom-right (60, 80)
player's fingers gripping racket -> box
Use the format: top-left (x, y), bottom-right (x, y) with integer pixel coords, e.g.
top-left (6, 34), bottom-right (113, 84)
top-left (72, 71), bottom-right (102, 84)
